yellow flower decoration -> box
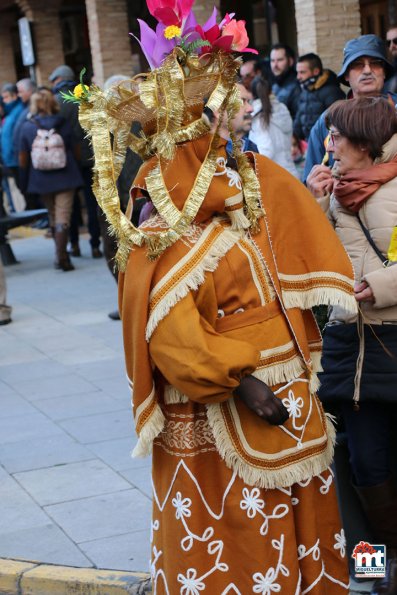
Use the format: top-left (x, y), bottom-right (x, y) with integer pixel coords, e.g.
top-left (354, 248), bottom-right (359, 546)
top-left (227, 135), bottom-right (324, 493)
top-left (164, 25), bottom-right (182, 39)
top-left (73, 83), bottom-right (88, 99)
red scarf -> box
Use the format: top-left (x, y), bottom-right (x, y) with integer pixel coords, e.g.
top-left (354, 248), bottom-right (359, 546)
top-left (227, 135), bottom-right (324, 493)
top-left (333, 155), bottom-right (397, 212)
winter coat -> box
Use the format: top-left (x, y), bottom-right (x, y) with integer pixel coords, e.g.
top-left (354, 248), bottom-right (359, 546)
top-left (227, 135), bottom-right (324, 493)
top-left (13, 104), bottom-right (30, 152)
top-left (0, 99), bottom-right (24, 168)
top-left (271, 69), bottom-right (301, 119)
top-left (249, 97), bottom-right (298, 177)
top-left (53, 80), bottom-right (93, 168)
top-left (18, 114), bottom-right (83, 195)
top-left (293, 70), bottom-right (345, 141)
top-left (317, 133), bottom-right (397, 325)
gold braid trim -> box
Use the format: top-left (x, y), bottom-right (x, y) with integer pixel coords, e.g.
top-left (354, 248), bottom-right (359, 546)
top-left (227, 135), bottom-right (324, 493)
top-left (226, 115), bottom-right (263, 232)
top-left (206, 53), bottom-right (242, 114)
top-left (144, 133), bottom-right (220, 257)
top-left (128, 116), bottom-right (211, 161)
top-left (78, 49), bottom-right (263, 266)
top-left (79, 90), bottom-right (138, 272)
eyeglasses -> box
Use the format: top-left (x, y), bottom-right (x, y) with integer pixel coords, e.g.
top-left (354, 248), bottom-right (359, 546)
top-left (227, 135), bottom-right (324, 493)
top-left (387, 37), bottom-right (397, 47)
top-left (327, 129), bottom-right (342, 145)
top-left (349, 58), bottom-right (385, 71)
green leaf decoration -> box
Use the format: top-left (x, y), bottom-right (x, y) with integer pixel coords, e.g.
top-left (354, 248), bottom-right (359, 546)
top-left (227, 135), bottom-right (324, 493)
top-left (186, 39), bottom-right (212, 54)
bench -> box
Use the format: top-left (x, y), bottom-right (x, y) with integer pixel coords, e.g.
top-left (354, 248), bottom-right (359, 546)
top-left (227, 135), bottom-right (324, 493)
top-left (0, 208), bottom-right (48, 265)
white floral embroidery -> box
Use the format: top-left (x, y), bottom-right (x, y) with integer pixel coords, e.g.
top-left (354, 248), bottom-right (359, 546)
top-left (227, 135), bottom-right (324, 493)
top-left (240, 488), bottom-right (289, 535)
top-left (150, 518), bottom-right (159, 543)
top-left (214, 157), bottom-right (242, 190)
top-left (240, 487), bottom-right (265, 518)
top-left (139, 213), bottom-right (169, 230)
top-left (151, 544), bottom-right (162, 578)
top-left (177, 568), bottom-right (205, 595)
top-left (180, 224), bottom-right (205, 248)
top-left (334, 529), bottom-right (346, 558)
top-left (172, 492), bottom-right (192, 520)
top-left (298, 539), bottom-right (321, 561)
top-left (282, 390), bottom-right (304, 419)
top-left (318, 471), bottom-right (334, 495)
top-left (252, 569), bottom-right (281, 594)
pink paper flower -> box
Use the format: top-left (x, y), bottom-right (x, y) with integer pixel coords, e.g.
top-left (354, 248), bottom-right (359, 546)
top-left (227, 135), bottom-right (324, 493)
top-left (147, 0), bottom-right (194, 27)
top-left (221, 18), bottom-right (258, 54)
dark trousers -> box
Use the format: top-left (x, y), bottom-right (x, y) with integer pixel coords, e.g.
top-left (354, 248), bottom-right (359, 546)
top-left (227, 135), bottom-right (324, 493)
top-left (341, 402), bottom-right (397, 487)
top-left (70, 166), bottom-right (101, 248)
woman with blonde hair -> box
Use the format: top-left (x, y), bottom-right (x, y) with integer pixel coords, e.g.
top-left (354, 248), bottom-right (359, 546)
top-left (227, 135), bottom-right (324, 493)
top-left (19, 88), bottom-right (83, 271)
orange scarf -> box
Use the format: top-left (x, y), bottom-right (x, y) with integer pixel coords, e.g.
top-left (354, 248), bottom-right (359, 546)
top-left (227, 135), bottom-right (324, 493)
top-left (333, 155), bottom-right (397, 212)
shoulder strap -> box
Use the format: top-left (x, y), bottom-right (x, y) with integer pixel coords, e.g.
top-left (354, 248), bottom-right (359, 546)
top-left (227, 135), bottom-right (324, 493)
top-left (356, 213), bottom-right (388, 266)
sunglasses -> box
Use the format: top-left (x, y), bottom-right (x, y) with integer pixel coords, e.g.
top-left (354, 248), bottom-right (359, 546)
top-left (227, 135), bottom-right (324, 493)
top-left (349, 58), bottom-right (384, 70)
top-left (386, 37), bottom-right (397, 47)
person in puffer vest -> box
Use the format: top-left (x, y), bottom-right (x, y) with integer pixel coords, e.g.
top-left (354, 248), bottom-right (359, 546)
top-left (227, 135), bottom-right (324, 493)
top-left (294, 53), bottom-right (345, 141)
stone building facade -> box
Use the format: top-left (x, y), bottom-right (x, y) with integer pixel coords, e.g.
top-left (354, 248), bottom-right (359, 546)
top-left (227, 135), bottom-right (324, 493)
top-left (0, 0), bottom-right (393, 88)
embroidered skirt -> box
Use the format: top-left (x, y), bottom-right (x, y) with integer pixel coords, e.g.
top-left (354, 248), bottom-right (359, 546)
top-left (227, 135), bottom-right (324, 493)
top-left (149, 403), bottom-right (349, 594)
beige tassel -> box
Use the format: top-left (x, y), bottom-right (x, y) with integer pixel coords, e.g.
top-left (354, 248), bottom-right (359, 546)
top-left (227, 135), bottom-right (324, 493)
top-left (225, 193), bottom-right (250, 231)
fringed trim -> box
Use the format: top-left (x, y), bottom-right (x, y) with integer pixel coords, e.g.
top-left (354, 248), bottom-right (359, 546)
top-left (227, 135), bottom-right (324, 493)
top-left (225, 193), bottom-right (251, 231)
top-left (131, 403), bottom-right (165, 458)
top-left (311, 351), bottom-right (323, 374)
top-left (308, 351), bottom-right (323, 394)
top-left (164, 385), bottom-right (189, 404)
top-left (146, 225), bottom-right (240, 341)
top-left (281, 287), bottom-right (358, 315)
top-left (309, 373), bottom-right (321, 394)
top-left (253, 354), bottom-right (305, 388)
top-left (205, 403), bottom-right (336, 489)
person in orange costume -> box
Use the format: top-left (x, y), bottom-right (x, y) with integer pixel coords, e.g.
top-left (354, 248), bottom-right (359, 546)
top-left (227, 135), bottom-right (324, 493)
top-left (79, 3), bottom-right (357, 593)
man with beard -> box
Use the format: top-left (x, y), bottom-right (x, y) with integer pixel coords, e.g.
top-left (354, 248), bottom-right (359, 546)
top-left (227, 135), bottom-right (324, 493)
top-left (304, 34), bottom-right (397, 186)
top-left (270, 43), bottom-right (301, 119)
top-left (294, 53), bottom-right (344, 141)
top-left (225, 82), bottom-right (257, 152)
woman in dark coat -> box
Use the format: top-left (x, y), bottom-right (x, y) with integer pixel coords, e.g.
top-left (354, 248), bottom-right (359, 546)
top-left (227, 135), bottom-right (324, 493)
top-left (19, 89), bottom-right (83, 271)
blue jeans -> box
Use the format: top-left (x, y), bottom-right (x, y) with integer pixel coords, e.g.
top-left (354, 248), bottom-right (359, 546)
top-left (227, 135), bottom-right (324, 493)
top-left (341, 402), bottom-right (397, 487)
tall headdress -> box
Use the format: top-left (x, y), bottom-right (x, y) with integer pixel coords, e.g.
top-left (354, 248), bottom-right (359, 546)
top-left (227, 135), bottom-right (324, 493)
top-left (77, 0), bottom-right (261, 267)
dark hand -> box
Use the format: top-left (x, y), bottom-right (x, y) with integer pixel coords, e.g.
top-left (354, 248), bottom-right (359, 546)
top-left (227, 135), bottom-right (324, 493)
top-left (234, 375), bottom-right (289, 425)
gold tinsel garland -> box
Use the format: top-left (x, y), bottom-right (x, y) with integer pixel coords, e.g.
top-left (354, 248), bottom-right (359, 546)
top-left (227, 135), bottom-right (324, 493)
top-left (78, 49), bottom-right (263, 267)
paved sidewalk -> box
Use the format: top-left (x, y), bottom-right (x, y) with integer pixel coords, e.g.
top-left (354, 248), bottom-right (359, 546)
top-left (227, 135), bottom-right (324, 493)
top-left (0, 232), bottom-right (152, 574)
top-left (0, 231), bottom-right (375, 594)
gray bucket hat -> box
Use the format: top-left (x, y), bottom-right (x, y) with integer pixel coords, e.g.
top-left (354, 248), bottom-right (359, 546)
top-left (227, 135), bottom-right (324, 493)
top-left (48, 65), bottom-right (75, 82)
top-left (337, 34), bottom-right (394, 84)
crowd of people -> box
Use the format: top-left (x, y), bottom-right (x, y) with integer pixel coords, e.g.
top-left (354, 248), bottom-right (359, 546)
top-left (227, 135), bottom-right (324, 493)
top-left (1, 13), bottom-right (397, 594)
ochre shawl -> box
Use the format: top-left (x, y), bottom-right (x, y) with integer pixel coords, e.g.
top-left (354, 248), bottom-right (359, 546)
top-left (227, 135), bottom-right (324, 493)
top-left (119, 136), bottom-right (357, 489)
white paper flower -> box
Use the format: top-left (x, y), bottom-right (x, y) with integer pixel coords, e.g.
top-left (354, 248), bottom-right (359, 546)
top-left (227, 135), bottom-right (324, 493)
top-left (240, 487), bottom-right (265, 518)
top-left (172, 491), bottom-right (192, 520)
top-left (177, 568), bottom-right (205, 595)
top-left (334, 528), bottom-right (346, 558)
top-left (253, 569), bottom-right (281, 594)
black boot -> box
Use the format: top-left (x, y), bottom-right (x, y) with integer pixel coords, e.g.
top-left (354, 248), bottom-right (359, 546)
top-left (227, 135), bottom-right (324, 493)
top-left (354, 478), bottom-right (397, 595)
top-left (54, 224), bottom-right (75, 271)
